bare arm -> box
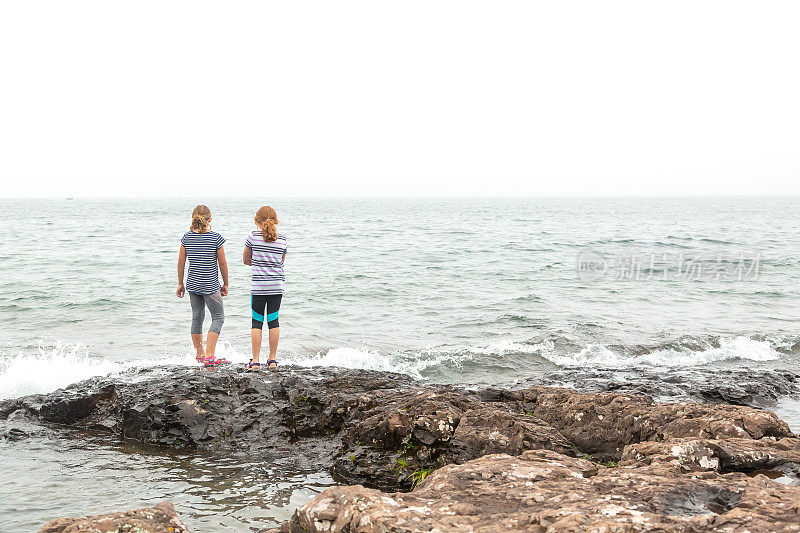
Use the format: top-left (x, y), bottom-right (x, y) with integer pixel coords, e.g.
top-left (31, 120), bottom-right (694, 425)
top-left (218, 245), bottom-right (229, 296)
top-left (176, 245), bottom-right (187, 297)
top-left (243, 246), bottom-right (252, 265)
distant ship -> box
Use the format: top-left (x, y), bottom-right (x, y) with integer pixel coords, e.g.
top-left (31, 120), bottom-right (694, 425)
top-left (66, 197), bottom-right (75, 200)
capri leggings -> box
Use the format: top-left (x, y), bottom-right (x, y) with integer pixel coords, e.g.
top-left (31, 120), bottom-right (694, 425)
top-left (252, 294), bottom-right (282, 330)
top-left (190, 291), bottom-right (225, 335)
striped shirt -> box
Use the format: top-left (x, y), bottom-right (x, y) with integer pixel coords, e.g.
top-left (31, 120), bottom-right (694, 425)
top-left (181, 231), bottom-right (226, 295)
top-left (245, 231), bottom-right (287, 295)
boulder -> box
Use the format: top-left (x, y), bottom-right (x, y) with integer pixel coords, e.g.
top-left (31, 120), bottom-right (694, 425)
top-left (446, 404), bottom-right (576, 463)
top-left (531, 367), bottom-right (800, 407)
top-left (330, 389), bottom-right (575, 490)
top-left (494, 385), bottom-right (793, 459)
top-left (621, 436), bottom-right (800, 473)
top-left (39, 501), bottom-right (187, 533)
top-left (4, 364), bottom-right (799, 532)
top-left (277, 450), bottom-right (800, 532)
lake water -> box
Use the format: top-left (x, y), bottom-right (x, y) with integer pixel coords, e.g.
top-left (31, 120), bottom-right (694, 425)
top-left (1, 196), bottom-right (799, 530)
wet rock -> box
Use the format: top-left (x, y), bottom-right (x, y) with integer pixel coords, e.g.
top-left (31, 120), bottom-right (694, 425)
top-left (2, 366), bottom-right (796, 498)
top-left (39, 501), bottom-right (187, 532)
top-left (529, 368), bottom-right (800, 407)
top-left (446, 404), bottom-right (577, 463)
top-left (330, 388), bottom-right (575, 490)
top-left (494, 385), bottom-right (792, 459)
top-left (277, 450), bottom-right (800, 532)
top-left (2, 367), bottom-right (412, 454)
top-left (38, 384), bottom-right (118, 426)
top-left (0, 408), bottom-right (50, 441)
top-left (753, 462), bottom-right (800, 486)
top-left (621, 436), bottom-right (800, 473)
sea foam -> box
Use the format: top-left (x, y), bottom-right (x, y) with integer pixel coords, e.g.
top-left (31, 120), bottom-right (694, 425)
top-left (0, 341), bottom-right (233, 400)
top-left (280, 345), bottom-right (469, 380)
top-left (0, 342), bottom-right (122, 400)
top-left (540, 336), bottom-right (781, 368)
top-left (0, 336), bottom-right (785, 401)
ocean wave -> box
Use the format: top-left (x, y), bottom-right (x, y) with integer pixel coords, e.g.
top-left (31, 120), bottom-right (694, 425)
top-left (0, 341), bottom-right (462, 399)
top-left (281, 346), bottom-right (473, 380)
top-left (0, 341), bottom-right (246, 401)
top-left (540, 336), bottom-right (782, 368)
top-left (0, 335), bottom-right (792, 401)
top-left (0, 343), bottom-right (124, 400)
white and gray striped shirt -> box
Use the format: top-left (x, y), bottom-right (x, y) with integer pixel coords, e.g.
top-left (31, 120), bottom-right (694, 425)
top-left (245, 231), bottom-right (287, 295)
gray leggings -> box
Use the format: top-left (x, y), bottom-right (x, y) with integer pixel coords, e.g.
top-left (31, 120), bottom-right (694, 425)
top-left (190, 291), bottom-right (224, 335)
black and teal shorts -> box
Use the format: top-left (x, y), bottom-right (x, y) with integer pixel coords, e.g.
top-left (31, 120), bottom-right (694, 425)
top-left (251, 294), bottom-right (282, 330)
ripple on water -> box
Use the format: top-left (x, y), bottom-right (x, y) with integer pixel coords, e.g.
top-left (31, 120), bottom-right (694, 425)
top-left (0, 431), bottom-right (335, 531)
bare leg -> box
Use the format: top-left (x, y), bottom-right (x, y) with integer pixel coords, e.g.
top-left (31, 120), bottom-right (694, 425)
top-left (206, 331), bottom-right (219, 357)
top-left (191, 333), bottom-right (205, 357)
top-left (251, 328), bottom-right (262, 363)
top-left (268, 327), bottom-right (279, 365)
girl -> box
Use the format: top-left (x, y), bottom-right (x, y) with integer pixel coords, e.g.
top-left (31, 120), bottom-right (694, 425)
top-left (243, 205), bottom-right (287, 369)
top-left (176, 205), bottom-right (230, 366)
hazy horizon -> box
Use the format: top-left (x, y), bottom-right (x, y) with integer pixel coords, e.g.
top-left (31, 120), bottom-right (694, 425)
top-left (4, 193), bottom-right (800, 200)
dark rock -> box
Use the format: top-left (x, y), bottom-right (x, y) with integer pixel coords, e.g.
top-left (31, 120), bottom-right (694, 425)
top-left (39, 501), bottom-right (187, 532)
top-left (446, 404), bottom-right (577, 463)
top-left (0, 367), bottom-right (797, 531)
top-left (38, 384), bottom-right (118, 426)
top-left (330, 388), bottom-right (575, 490)
top-left (0, 408), bottom-right (48, 441)
top-left (528, 368), bottom-right (800, 407)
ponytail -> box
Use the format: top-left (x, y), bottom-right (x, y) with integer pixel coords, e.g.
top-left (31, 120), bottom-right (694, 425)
top-left (190, 205), bottom-right (212, 233)
top-left (254, 205), bottom-right (278, 242)
top-left (262, 219), bottom-right (278, 242)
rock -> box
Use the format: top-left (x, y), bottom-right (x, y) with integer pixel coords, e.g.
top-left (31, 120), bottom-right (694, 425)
top-left (3, 367), bottom-right (795, 490)
top-left (39, 501), bottom-right (187, 533)
top-left (493, 385), bottom-right (792, 459)
top-left (279, 450), bottom-right (800, 532)
top-left (2, 367), bottom-right (413, 454)
top-left (529, 368), bottom-right (800, 407)
top-left (0, 366), bottom-right (579, 492)
top-left (5, 366), bottom-right (800, 532)
top-left (330, 388), bottom-right (575, 490)
top-left (622, 438), bottom-right (724, 471)
top-left (0, 408), bottom-right (48, 441)
top-left (621, 436), bottom-right (800, 473)
top-left (446, 404), bottom-right (577, 463)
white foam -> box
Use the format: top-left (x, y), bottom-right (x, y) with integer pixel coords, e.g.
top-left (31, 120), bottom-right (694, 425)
top-left (0, 335), bottom-right (784, 401)
top-left (0, 340), bottom-right (251, 401)
top-left (0, 342), bottom-right (121, 400)
top-left (0, 340), bottom-right (448, 400)
top-left (282, 347), bottom-right (468, 379)
top-left (468, 338), bottom-right (545, 355)
top-left (540, 336), bottom-right (781, 368)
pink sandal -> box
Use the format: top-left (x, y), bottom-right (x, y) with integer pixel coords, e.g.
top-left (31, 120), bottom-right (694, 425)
top-left (197, 355), bottom-right (230, 367)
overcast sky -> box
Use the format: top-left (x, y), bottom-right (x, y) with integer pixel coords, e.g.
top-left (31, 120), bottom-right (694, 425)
top-left (1, 1), bottom-right (798, 197)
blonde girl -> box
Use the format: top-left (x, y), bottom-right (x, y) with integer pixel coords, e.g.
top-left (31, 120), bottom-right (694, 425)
top-left (243, 206), bottom-right (287, 369)
top-left (177, 205), bottom-right (230, 366)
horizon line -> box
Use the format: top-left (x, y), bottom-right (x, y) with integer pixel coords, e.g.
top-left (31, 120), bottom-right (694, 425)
top-left (3, 193), bottom-right (800, 200)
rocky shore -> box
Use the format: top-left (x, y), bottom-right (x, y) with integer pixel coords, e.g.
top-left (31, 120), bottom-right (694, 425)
top-left (2, 365), bottom-right (799, 532)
